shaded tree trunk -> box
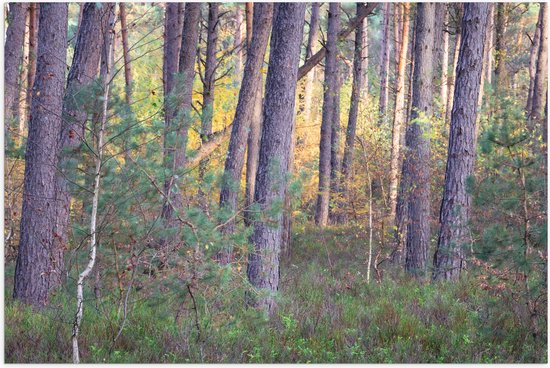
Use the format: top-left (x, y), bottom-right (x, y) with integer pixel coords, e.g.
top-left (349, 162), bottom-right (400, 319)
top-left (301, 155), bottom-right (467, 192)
top-left (445, 4), bottom-right (463, 125)
top-left (530, 2), bottom-right (548, 128)
top-left (303, 2), bottom-right (320, 123)
top-left (315, 3), bottom-right (340, 227)
top-left (247, 3), bottom-right (306, 314)
top-left (361, 16), bottom-right (369, 92)
top-left (378, 3), bottom-right (391, 125)
top-left (494, 3), bottom-right (508, 94)
top-left (401, 3), bottom-right (435, 276)
top-left (339, 4), bottom-right (365, 223)
top-left (4, 2), bottom-right (29, 136)
top-left (119, 2), bottom-right (133, 105)
top-left (55, 3), bottom-right (114, 262)
top-left (14, 3), bottom-right (68, 307)
top-left (433, 3), bottom-right (490, 282)
top-left (440, 5), bottom-right (449, 115)
top-left (388, 3), bottom-right (410, 227)
top-left (328, 72), bottom-right (343, 223)
top-left (160, 2), bottom-right (200, 237)
top-left (527, 4), bottom-right (543, 114)
top-left (218, 3), bottom-right (273, 263)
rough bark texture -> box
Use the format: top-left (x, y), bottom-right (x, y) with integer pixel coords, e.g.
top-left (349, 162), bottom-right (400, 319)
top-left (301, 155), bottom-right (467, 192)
top-left (4, 3), bottom-right (29, 133)
top-left (401, 3), bottom-right (435, 276)
top-left (315, 3), bottom-right (340, 227)
top-left (433, 3), bottom-right (489, 282)
top-left (218, 3), bottom-right (273, 263)
top-left (388, 3), bottom-right (410, 227)
top-left (339, 4), bottom-right (365, 222)
top-left (119, 2), bottom-right (133, 105)
top-left (494, 3), bottom-right (508, 93)
top-left (361, 16), bottom-right (369, 92)
top-left (247, 3), bottom-right (305, 315)
top-left (55, 2), bottom-right (114, 263)
top-left (530, 3), bottom-right (548, 125)
top-left (378, 3), bottom-right (391, 125)
top-left (14, 3), bottom-right (68, 307)
top-left (160, 2), bottom-right (199, 231)
top-left (303, 2), bottom-right (320, 123)
top-left (328, 72), bottom-right (343, 223)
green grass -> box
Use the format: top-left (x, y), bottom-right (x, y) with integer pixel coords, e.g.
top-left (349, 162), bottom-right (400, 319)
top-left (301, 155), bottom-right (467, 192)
top-left (4, 224), bottom-right (547, 363)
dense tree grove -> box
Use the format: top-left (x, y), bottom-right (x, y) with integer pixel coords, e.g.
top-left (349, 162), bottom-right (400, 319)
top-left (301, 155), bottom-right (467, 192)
top-left (4, 2), bottom-right (548, 363)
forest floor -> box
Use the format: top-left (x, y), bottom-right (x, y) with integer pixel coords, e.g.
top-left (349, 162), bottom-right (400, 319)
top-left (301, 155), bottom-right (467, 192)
top-left (4, 224), bottom-right (547, 363)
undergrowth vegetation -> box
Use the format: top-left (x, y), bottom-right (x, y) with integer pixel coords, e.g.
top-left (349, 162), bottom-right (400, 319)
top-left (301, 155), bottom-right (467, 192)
top-left (5, 225), bottom-right (546, 363)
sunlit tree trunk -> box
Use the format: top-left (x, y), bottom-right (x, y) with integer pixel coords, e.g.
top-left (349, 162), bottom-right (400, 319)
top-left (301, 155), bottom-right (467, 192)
top-left (247, 3), bottom-right (306, 314)
top-left (494, 3), bottom-right (508, 94)
top-left (22, 3), bottom-right (38, 132)
top-left (530, 2), bottom-right (548, 129)
top-left (445, 4), bottom-right (463, 125)
top-left (378, 3), bottom-right (391, 125)
top-left (234, 4), bottom-right (243, 75)
top-left (303, 2), bottom-right (320, 123)
top-left (439, 5), bottom-right (449, 115)
top-left (120, 3), bottom-right (133, 105)
top-left (433, 3), bottom-right (490, 282)
top-left (14, 3), bottom-right (68, 307)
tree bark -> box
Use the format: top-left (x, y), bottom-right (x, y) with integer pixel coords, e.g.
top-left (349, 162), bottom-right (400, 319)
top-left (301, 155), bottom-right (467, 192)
top-left (494, 3), bottom-right (508, 94)
top-left (23, 3), bottom-right (39, 132)
top-left (378, 3), bottom-right (391, 125)
top-left (119, 2), bottom-right (133, 105)
top-left (160, 2), bottom-right (199, 237)
top-left (303, 2), bottom-right (320, 123)
top-left (445, 4), bottom-right (463, 125)
top-left (440, 5), bottom-right (449, 116)
top-left (247, 3), bottom-right (306, 315)
top-left (218, 3), bottom-right (273, 263)
top-left (315, 3), bottom-right (340, 227)
top-left (339, 4), bottom-right (365, 223)
top-left (13, 3), bottom-right (68, 307)
top-left (4, 2), bottom-right (29, 136)
top-left (55, 2), bottom-right (114, 265)
top-left (388, 3), bottom-right (410, 228)
top-left (361, 16), bottom-right (369, 92)
top-left (433, 3), bottom-right (490, 282)
top-left (401, 3), bottom-right (435, 276)
top-left (329, 71), bottom-right (343, 223)
top-left (234, 4), bottom-right (243, 75)
top-left (527, 4), bottom-right (543, 115)
top-left (530, 2), bottom-right (548, 127)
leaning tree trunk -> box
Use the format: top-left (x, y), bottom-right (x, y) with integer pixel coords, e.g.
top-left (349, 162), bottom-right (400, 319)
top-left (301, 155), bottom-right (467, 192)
top-left (4, 2), bottom-right (29, 137)
top-left (54, 2), bottom-right (114, 275)
top-left (401, 3), bottom-right (435, 276)
top-left (527, 4), bottom-right (543, 115)
top-left (13, 3), bottom-right (68, 308)
top-left (303, 2), bottom-right (320, 123)
top-left (160, 2), bottom-right (199, 243)
top-left (339, 3), bottom-right (365, 223)
top-left (378, 2), bottom-right (391, 125)
top-left (388, 3), bottom-right (410, 228)
top-left (247, 3), bottom-right (306, 315)
top-left (530, 2), bottom-right (548, 129)
top-left (119, 2), bottom-right (133, 105)
top-left (315, 3), bottom-right (340, 227)
top-left (433, 3), bottom-right (490, 282)
top-left (445, 4), bottom-right (463, 125)
top-left (218, 3), bottom-right (273, 264)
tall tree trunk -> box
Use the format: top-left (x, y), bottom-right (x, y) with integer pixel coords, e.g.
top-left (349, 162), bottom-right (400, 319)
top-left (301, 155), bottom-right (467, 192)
top-left (433, 3), bottom-right (490, 282)
top-left (303, 2), bottom-right (320, 123)
top-left (247, 3), bottom-right (306, 314)
top-left (440, 5), bottom-right (449, 115)
top-left (328, 72), bottom-right (343, 223)
top-left (400, 3), bottom-right (435, 276)
top-left (119, 3), bottom-right (133, 105)
top-left (315, 3), bottom-right (340, 227)
top-left (13, 3), bottom-right (68, 307)
top-left (361, 16), bottom-right (369, 92)
top-left (4, 2), bottom-right (29, 137)
top-left (218, 3), bottom-right (273, 263)
top-left (388, 3), bottom-right (410, 228)
top-left (198, 3), bottom-right (220, 209)
top-left (478, 4), bottom-right (493, 112)
top-left (55, 3), bottom-right (114, 265)
top-left (234, 4), bottom-right (243, 75)
top-left (530, 2), bottom-right (548, 129)
top-left (445, 5), bottom-right (463, 125)
top-left (485, 5), bottom-right (494, 87)
top-left (160, 2), bottom-right (200, 240)
top-left (378, 3), bottom-right (391, 125)
top-left (23, 3), bottom-right (38, 132)
top-left (339, 4), bottom-right (365, 223)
